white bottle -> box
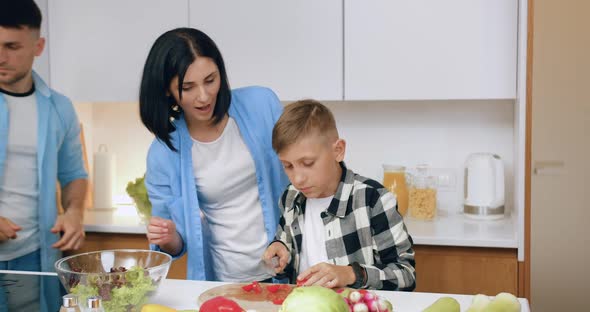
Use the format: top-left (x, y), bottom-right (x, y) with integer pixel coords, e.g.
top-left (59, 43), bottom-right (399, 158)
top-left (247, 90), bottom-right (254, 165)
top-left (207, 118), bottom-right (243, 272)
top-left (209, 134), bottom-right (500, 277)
top-left (59, 294), bottom-right (81, 312)
top-left (86, 296), bottom-right (105, 312)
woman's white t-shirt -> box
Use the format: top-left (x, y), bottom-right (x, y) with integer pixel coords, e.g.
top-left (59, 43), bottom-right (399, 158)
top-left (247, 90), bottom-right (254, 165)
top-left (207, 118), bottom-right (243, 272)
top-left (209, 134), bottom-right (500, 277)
top-left (192, 117), bottom-right (269, 282)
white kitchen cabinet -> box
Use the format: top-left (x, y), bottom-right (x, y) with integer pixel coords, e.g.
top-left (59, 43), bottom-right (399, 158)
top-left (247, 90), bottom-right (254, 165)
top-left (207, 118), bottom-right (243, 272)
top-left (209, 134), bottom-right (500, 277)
top-left (344, 0), bottom-right (518, 100)
top-left (190, 1), bottom-right (343, 101)
top-left (32, 0), bottom-right (49, 82)
top-left (48, 0), bottom-right (188, 102)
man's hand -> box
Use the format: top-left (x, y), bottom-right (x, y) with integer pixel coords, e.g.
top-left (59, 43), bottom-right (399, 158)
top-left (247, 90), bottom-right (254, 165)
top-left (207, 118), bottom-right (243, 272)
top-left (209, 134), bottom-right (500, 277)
top-left (51, 210), bottom-right (85, 251)
top-left (262, 241), bottom-right (290, 274)
top-left (0, 217), bottom-right (21, 243)
top-left (297, 263), bottom-right (356, 289)
top-left (54, 178), bottom-right (87, 250)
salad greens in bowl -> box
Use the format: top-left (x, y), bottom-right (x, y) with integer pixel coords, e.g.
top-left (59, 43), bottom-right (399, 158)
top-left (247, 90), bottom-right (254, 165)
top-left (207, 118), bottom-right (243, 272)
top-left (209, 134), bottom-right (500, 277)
top-left (55, 249), bottom-right (171, 312)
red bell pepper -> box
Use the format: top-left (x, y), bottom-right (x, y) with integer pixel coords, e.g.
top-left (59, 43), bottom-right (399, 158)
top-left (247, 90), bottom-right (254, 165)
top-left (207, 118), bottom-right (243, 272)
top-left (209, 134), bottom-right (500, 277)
top-left (199, 296), bottom-right (244, 312)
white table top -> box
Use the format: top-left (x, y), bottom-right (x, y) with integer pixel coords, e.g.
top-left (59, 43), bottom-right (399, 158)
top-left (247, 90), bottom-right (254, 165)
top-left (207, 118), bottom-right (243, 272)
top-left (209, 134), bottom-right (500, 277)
top-left (149, 279), bottom-right (531, 312)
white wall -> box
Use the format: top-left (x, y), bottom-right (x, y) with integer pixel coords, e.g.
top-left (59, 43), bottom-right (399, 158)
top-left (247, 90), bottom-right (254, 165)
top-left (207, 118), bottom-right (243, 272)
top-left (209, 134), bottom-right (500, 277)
top-left (32, 0), bottom-right (50, 82)
top-left (328, 100), bottom-right (515, 214)
top-left (75, 100), bottom-right (514, 213)
top-left (74, 102), bottom-right (154, 204)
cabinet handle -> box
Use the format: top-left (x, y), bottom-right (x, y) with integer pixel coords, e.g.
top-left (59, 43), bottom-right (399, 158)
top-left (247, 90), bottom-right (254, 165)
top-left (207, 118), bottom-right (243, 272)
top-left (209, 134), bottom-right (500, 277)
top-left (533, 160), bottom-right (565, 175)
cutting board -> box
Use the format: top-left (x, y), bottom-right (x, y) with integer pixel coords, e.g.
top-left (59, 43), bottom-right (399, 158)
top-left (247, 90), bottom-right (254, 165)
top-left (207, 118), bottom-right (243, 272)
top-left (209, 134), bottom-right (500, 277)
top-left (198, 283), bottom-right (294, 312)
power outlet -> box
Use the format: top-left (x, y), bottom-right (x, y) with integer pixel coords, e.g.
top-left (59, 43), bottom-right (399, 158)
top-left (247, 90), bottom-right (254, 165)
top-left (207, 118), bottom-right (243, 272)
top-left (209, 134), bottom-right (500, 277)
top-left (431, 168), bottom-right (457, 192)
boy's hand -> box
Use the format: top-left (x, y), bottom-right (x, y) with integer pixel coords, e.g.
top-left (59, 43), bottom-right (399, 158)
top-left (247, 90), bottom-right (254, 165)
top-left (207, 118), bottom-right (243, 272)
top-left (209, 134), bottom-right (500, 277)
top-left (263, 241), bottom-right (290, 274)
top-left (297, 263), bottom-right (356, 289)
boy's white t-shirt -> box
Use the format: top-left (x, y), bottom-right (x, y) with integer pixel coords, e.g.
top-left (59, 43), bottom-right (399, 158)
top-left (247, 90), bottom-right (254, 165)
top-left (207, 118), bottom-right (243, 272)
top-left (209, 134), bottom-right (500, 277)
top-left (298, 195), bottom-right (333, 273)
top-left (191, 117), bottom-right (270, 282)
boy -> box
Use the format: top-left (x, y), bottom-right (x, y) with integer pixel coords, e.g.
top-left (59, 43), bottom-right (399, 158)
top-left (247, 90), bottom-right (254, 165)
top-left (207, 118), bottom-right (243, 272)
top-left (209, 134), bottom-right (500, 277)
top-left (263, 99), bottom-right (416, 291)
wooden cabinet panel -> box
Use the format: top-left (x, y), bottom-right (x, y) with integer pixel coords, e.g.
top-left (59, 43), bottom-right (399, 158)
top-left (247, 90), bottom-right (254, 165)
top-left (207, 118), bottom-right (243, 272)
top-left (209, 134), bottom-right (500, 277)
top-left (414, 245), bottom-right (518, 295)
top-left (67, 233), bottom-right (187, 280)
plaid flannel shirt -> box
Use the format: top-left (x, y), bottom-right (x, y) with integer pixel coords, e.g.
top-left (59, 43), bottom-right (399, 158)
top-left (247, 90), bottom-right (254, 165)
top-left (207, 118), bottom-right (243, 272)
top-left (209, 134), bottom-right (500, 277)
top-left (274, 163), bottom-right (416, 290)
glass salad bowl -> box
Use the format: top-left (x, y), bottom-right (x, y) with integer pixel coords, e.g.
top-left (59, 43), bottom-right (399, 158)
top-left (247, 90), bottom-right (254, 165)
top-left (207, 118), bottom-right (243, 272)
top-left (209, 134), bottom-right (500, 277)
top-left (55, 249), bottom-right (171, 312)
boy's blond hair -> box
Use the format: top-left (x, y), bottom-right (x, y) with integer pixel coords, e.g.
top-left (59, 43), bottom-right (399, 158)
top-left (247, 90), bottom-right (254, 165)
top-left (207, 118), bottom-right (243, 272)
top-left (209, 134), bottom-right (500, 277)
top-left (272, 99), bottom-right (339, 153)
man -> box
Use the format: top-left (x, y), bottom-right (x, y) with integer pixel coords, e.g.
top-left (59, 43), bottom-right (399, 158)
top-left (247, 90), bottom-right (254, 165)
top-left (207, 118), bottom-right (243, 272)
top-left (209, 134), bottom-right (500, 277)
top-left (0, 1), bottom-right (88, 311)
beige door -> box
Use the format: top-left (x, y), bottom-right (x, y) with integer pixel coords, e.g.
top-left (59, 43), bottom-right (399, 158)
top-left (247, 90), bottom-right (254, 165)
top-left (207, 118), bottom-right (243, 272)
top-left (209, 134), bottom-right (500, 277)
top-left (530, 0), bottom-right (590, 311)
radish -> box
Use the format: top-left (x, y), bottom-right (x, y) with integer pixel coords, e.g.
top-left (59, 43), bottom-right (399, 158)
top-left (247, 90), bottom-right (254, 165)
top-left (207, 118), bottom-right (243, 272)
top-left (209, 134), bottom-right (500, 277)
top-left (349, 291), bottom-right (363, 304)
top-left (365, 299), bottom-right (379, 312)
top-left (363, 292), bottom-right (376, 302)
top-left (353, 302), bottom-right (370, 312)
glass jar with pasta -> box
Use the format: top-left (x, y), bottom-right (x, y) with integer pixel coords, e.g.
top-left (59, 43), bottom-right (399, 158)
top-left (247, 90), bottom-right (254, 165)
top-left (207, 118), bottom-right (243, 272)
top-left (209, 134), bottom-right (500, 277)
top-left (408, 164), bottom-right (437, 221)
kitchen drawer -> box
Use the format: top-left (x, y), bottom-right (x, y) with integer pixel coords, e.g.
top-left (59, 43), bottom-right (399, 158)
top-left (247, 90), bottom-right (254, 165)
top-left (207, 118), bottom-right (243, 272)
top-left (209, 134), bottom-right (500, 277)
top-left (413, 245), bottom-right (518, 295)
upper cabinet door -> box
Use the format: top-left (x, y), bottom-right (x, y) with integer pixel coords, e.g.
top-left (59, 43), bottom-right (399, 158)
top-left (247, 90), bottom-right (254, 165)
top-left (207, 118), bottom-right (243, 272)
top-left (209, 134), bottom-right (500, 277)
top-left (344, 0), bottom-right (518, 100)
top-left (190, 1), bottom-right (343, 101)
top-left (48, 0), bottom-right (188, 102)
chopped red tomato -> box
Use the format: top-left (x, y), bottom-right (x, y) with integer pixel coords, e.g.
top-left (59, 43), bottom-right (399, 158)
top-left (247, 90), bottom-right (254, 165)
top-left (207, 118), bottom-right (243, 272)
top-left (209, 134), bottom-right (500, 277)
top-left (266, 284), bottom-right (281, 293)
top-left (241, 283), bottom-right (254, 292)
top-left (242, 281), bottom-right (263, 293)
top-left (252, 281), bottom-right (263, 294)
top-left (272, 298), bottom-right (285, 305)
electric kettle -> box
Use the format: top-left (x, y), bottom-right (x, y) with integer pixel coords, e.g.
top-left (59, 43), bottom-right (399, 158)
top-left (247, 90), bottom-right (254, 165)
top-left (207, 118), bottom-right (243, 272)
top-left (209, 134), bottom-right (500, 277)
top-left (463, 153), bottom-right (505, 220)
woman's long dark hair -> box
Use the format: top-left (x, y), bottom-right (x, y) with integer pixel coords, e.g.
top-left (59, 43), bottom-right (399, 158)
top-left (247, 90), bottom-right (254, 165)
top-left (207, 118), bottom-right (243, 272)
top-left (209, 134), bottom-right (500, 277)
top-left (139, 28), bottom-right (231, 152)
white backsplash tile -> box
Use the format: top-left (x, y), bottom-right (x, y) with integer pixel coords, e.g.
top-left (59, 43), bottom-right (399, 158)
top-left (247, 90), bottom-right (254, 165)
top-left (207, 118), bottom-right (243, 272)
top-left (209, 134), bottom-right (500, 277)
top-left (75, 99), bottom-right (515, 213)
top-left (323, 99), bottom-right (515, 214)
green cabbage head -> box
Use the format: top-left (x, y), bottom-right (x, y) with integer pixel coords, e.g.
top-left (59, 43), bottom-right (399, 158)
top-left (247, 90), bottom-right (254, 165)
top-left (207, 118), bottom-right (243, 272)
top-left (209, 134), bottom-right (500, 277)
top-left (279, 286), bottom-right (349, 312)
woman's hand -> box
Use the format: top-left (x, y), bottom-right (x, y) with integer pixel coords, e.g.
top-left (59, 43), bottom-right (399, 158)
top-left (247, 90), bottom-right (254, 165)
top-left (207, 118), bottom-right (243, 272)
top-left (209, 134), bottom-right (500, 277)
top-left (297, 263), bottom-right (356, 289)
top-left (262, 241), bottom-right (290, 274)
top-left (146, 216), bottom-right (182, 255)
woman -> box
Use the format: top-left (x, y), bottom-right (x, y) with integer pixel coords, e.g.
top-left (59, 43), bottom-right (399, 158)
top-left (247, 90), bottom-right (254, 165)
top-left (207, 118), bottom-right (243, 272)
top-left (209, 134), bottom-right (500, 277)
top-left (139, 28), bottom-right (289, 282)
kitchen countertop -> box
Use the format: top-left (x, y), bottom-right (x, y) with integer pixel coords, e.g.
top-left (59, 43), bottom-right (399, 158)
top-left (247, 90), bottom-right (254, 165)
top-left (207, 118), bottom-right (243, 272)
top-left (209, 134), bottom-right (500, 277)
top-left (83, 205), bottom-right (146, 234)
top-left (404, 212), bottom-right (518, 248)
top-left (83, 208), bottom-right (517, 248)
top-left (149, 279), bottom-right (531, 311)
